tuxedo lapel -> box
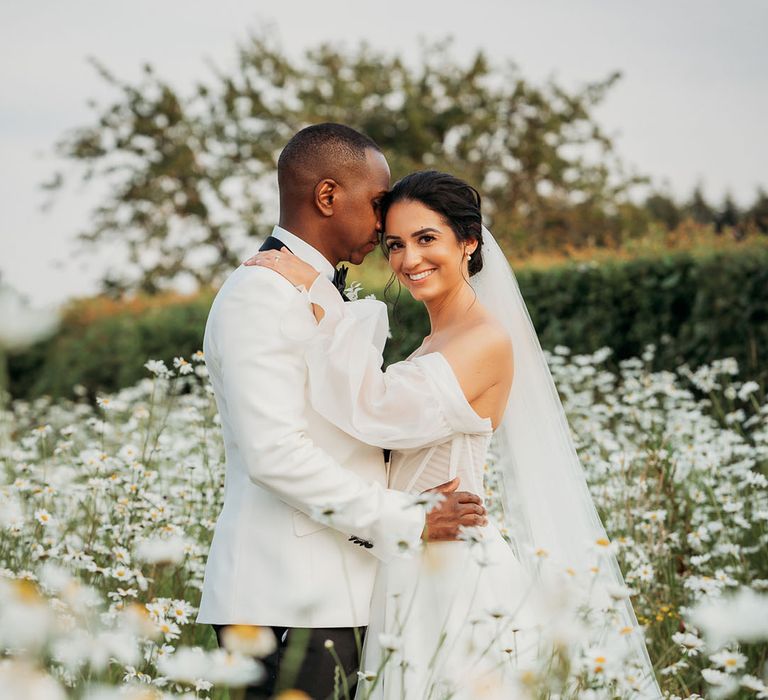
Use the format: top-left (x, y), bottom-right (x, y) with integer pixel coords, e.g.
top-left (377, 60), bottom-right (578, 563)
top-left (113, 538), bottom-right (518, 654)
top-left (260, 236), bottom-right (291, 253)
top-left (332, 266), bottom-right (350, 302)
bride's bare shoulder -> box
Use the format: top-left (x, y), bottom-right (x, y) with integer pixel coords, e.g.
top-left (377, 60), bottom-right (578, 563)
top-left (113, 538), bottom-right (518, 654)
top-left (463, 315), bottom-right (512, 359)
top-left (438, 319), bottom-right (513, 404)
top-left (442, 317), bottom-right (513, 376)
top-left (481, 319), bottom-right (513, 367)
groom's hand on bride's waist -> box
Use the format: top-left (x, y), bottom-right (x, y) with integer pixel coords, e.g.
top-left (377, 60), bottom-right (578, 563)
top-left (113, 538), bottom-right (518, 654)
top-left (421, 477), bottom-right (488, 541)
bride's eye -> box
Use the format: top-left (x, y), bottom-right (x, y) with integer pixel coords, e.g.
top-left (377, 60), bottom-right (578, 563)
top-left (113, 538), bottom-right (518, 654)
top-left (419, 234), bottom-right (435, 244)
top-left (386, 241), bottom-right (402, 251)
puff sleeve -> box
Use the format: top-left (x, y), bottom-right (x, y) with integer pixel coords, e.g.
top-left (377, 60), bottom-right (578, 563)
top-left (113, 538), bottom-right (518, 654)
top-left (291, 276), bottom-right (492, 450)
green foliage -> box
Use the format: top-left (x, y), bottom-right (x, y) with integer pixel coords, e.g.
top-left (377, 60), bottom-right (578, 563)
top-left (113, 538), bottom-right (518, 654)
top-left (643, 193), bottom-right (681, 230)
top-left (685, 185), bottom-right (717, 226)
top-left (747, 188), bottom-right (768, 234)
top-left (8, 246), bottom-right (767, 399)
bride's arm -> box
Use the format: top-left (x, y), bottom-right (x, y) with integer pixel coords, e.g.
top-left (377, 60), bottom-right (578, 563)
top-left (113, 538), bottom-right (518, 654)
top-left (299, 275), bottom-right (454, 449)
top-left (302, 277), bottom-right (507, 450)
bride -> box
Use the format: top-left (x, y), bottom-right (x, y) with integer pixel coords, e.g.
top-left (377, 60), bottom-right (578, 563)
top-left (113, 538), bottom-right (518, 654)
top-left (250, 171), bottom-right (660, 699)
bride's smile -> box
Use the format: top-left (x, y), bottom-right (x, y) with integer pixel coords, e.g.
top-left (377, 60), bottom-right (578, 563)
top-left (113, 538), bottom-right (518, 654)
top-left (406, 268), bottom-right (436, 281)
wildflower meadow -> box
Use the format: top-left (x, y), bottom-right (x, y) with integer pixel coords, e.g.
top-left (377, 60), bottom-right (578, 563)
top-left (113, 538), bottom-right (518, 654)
top-left (1, 346), bottom-right (767, 699)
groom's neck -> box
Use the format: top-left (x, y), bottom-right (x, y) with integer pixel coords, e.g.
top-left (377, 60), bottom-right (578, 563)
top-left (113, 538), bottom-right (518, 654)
top-left (279, 215), bottom-right (340, 267)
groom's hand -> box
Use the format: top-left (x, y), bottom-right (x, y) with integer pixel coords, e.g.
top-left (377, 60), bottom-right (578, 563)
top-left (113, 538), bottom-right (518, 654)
top-left (421, 477), bottom-right (488, 541)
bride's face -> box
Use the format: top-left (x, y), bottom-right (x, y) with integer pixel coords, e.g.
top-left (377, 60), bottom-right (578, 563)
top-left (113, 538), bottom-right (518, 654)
top-left (384, 200), bottom-right (476, 302)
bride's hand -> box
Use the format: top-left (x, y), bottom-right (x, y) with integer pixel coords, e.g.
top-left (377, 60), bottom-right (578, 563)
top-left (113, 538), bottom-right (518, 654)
top-left (244, 247), bottom-right (320, 289)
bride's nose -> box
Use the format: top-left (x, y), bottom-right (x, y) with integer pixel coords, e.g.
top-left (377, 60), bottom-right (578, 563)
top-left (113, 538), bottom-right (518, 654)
top-left (401, 243), bottom-right (422, 271)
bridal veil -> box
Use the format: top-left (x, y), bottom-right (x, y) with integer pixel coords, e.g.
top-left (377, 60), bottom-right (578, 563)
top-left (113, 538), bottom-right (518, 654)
top-left (472, 227), bottom-right (661, 697)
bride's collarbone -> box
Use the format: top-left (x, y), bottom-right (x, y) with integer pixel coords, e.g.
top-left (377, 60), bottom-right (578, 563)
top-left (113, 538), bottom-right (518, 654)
top-left (417, 316), bottom-right (495, 356)
top-left (427, 318), bottom-right (509, 361)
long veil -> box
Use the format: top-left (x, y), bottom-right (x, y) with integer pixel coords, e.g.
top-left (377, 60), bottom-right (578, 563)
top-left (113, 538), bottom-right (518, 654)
top-left (472, 227), bottom-right (661, 697)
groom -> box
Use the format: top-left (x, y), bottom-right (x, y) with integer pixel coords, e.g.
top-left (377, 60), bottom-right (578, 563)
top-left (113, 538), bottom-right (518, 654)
top-left (197, 123), bottom-right (487, 699)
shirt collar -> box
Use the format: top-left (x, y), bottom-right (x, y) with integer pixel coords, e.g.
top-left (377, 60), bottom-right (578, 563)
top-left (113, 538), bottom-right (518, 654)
top-left (271, 225), bottom-right (336, 281)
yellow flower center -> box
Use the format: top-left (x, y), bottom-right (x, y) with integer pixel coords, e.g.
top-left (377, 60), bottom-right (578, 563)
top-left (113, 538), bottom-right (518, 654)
top-left (228, 624), bottom-right (267, 641)
top-left (520, 671), bottom-right (536, 685)
top-left (14, 579), bottom-right (42, 603)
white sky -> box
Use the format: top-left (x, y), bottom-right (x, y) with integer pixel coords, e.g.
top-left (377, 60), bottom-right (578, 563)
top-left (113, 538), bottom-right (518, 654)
top-left (1, 0), bottom-right (767, 306)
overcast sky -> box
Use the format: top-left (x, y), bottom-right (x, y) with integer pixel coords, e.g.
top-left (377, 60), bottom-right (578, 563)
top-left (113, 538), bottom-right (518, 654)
top-left (1, 0), bottom-right (767, 306)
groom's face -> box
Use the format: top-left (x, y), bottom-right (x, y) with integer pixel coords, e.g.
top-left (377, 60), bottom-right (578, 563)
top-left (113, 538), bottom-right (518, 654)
top-left (334, 148), bottom-right (391, 265)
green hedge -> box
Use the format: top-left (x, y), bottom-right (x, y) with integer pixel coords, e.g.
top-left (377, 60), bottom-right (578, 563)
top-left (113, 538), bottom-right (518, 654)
top-left (9, 295), bottom-right (214, 399)
top-left (9, 246), bottom-right (768, 399)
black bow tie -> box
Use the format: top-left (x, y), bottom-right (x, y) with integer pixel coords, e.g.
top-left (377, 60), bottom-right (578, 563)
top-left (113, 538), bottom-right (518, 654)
top-left (332, 265), bottom-right (349, 300)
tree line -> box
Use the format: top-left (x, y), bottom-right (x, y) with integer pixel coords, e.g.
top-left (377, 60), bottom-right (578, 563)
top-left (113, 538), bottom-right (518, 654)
top-left (644, 187), bottom-right (768, 237)
top-left (46, 33), bottom-right (766, 296)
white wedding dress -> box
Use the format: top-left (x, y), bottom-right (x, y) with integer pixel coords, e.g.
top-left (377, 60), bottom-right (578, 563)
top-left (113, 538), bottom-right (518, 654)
top-left (287, 276), bottom-right (546, 699)
top-left (360, 359), bottom-right (547, 699)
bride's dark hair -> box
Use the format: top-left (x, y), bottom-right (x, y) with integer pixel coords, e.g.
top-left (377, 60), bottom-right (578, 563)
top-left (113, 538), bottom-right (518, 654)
top-left (379, 170), bottom-right (484, 276)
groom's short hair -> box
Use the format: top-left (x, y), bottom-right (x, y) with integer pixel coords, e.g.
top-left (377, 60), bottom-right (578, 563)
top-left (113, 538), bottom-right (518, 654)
top-left (277, 123), bottom-right (381, 191)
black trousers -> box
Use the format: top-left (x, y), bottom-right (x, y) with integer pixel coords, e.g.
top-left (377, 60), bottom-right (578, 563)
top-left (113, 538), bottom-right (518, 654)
top-left (214, 624), bottom-right (365, 700)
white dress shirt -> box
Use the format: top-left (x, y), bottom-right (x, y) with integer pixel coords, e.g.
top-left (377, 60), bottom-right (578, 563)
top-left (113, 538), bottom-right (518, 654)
top-left (271, 225), bottom-right (335, 281)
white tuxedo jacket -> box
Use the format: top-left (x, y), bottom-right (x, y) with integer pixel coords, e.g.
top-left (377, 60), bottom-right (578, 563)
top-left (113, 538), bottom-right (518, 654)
top-left (197, 237), bottom-right (424, 629)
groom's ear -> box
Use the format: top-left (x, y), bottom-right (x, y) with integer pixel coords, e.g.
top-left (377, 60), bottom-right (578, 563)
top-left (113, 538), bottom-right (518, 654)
top-left (315, 179), bottom-right (338, 217)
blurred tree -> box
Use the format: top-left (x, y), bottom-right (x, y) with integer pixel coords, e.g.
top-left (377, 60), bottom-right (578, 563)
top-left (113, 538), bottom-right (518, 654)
top-left (685, 185), bottom-right (715, 226)
top-left (644, 192), bottom-right (682, 230)
top-left (50, 34), bottom-right (646, 295)
top-left (715, 193), bottom-right (741, 234)
top-left (746, 188), bottom-right (768, 234)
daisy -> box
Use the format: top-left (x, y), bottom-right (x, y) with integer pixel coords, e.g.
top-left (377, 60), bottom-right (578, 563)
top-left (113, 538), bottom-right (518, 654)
top-left (34, 509), bottom-right (52, 526)
top-left (709, 649), bottom-right (747, 673)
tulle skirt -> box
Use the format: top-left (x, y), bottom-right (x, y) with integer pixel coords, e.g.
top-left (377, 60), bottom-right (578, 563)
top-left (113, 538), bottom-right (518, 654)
top-left (355, 524), bottom-right (546, 700)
